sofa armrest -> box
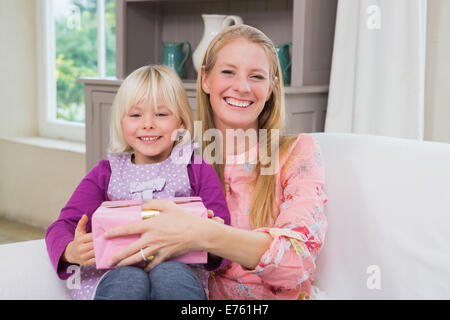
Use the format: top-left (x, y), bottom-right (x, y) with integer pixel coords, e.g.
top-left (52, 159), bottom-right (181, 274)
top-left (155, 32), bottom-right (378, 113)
top-left (311, 133), bottom-right (450, 299)
top-left (0, 239), bottom-right (71, 299)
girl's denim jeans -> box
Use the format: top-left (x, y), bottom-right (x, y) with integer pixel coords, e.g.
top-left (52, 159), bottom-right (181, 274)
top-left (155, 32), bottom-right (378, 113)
top-left (94, 260), bottom-right (207, 300)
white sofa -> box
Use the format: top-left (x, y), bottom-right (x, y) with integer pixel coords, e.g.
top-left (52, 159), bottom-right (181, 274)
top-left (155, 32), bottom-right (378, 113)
top-left (1, 133), bottom-right (450, 299)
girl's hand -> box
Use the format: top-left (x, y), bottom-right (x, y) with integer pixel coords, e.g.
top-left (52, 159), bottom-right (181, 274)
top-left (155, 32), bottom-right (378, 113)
top-left (207, 209), bottom-right (224, 224)
top-left (104, 199), bottom-right (206, 272)
top-left (63, 214), bottom-right (96, 266)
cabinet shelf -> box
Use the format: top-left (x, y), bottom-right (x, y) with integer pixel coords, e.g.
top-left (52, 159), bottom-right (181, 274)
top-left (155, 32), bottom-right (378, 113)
top-left (117, 0), bottom-right (302, 81)
top-left (79, 77), bottom-right (328, 94)
top-left (81, 0), bottom-right (337, 171)
top-left (117, 0), bottom-right (336, 86)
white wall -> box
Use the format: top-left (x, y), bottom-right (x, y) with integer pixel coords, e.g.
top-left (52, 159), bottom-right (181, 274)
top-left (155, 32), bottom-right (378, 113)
top-left (425, 0), bottom-right (450, 143)
top-left (0, 139), bottom-right (85, 228)
top-left (0, 0), bottom-right (38, 137)
top-left (0, 0), bottom-right (85, 230)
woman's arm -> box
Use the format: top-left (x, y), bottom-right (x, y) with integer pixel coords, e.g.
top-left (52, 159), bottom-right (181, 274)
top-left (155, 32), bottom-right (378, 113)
top-left (104, 199), bottom-right (272, 271)
top-left (197, 218), bottom-right (273, 270)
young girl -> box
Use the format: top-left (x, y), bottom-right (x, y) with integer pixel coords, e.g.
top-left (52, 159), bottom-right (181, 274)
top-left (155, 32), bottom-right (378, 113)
top-left (45, 65), bottom-right (230, 300)
top-left (103, 25), bottom-right (327, 300)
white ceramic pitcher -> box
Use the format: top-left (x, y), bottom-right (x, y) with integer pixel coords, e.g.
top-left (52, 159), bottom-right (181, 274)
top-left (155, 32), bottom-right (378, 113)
top-left (192, 14), bottom-right (243, 72)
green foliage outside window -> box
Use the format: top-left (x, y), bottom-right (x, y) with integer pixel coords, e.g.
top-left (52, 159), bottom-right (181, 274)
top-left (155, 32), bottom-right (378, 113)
top-left (55, 0), bottom-right (116, 123)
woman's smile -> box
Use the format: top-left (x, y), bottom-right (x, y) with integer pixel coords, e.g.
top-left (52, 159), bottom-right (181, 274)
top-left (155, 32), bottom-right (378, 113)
top-left (223, 96), bottom-right (254, 108)
top-left (201, 38), bottom-right (272, 131)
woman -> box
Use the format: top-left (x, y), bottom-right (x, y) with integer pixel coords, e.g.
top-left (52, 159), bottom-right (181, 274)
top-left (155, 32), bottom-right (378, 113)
top-left (105, 24), bottom-right (327, 300)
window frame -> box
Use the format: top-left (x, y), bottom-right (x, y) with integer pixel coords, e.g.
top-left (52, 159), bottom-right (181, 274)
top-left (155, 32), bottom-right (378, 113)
top-left (36, 0), bottom-right (110, 143)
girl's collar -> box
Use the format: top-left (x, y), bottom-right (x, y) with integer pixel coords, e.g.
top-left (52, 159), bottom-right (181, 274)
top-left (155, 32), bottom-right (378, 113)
top-left (129, 142), bottom-right (195, 166)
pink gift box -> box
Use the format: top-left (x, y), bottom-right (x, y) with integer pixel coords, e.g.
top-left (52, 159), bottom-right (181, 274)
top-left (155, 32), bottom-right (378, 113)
top-left (92, 197), bottom-right (208, 270)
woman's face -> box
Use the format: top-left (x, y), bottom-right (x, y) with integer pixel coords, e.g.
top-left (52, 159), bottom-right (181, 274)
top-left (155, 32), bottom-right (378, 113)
top-left (201, 38), bottom-right (273, 132)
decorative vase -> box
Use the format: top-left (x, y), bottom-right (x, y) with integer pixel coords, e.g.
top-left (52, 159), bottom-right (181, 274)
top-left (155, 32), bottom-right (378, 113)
top-left (161, 41), bottom-right (191, 79)
top-left (275, 42), bottom-right (292, 85)
top-left (192, 14), bottom-right (243, 73)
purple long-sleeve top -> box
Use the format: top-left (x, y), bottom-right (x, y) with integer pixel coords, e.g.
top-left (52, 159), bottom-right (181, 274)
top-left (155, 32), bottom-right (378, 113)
top-left (45, 153), bottom-right (231, 280)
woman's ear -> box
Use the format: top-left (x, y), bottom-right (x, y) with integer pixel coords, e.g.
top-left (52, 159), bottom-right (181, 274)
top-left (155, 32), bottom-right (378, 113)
top-left (201, 66), bottom-right (211, 94)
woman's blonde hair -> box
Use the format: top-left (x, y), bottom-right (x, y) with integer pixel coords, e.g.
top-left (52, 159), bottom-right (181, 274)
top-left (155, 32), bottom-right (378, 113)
top-left (109, 65), bottom-right (194, 154)
top-left (197, 24), bottom-right (297, 229)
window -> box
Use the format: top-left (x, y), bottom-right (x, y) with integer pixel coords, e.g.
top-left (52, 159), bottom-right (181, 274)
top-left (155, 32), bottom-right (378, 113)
top-left (37, 0), bottom-right (116, 142)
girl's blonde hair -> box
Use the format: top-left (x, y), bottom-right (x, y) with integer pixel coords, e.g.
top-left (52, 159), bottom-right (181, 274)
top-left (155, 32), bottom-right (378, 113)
top-left (109, 65), bottom-right (194, 154)
top-left (197, 24), bottom-right (297, 229)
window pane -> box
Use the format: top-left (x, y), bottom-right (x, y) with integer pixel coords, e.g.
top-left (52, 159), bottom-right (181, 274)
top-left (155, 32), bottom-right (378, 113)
top-left (53, 0), bottom-right (116, 123)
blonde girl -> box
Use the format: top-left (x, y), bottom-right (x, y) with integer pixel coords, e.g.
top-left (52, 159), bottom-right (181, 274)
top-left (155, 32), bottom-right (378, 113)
top-left (46, 65), bottom-right (230, 300)
top-left (104, 25), bottom-right (328, 300)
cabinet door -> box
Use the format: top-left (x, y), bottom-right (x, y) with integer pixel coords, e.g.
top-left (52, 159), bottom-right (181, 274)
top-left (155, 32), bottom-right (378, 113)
top-left (186, 88), bottom-right (198, 120)
top-left (284, 92), bottom-right (328, 134)
top-left (86, 91), bottom-right (115, 171)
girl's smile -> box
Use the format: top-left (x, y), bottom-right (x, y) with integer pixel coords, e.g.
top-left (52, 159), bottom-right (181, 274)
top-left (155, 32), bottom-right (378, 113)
top-left (138, 136), bottom-right (161, 143)
top-left (121, 97), bottom-right (184, 164)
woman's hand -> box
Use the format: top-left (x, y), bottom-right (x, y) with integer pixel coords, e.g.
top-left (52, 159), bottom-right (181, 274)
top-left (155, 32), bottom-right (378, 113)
top-left (63, 214), bottom-right (96, 266)
top-left (104, 199), bottom-right (207, 272)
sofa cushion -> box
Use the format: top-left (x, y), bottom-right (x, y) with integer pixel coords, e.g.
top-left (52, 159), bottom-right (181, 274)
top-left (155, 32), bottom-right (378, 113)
top-left (0, 239), bottom-right (70, 299)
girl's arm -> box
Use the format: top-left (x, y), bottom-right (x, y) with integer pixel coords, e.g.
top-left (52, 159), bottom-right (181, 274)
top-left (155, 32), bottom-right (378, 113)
top-left (188, 154), bottom-right (230, 227)
top-left (188, 154), bottom-right (232, 270)
top-left (45, 160), bottom-right (111, 279)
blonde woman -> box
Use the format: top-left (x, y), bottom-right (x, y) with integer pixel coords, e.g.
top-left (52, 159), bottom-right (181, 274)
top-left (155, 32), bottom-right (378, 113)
top-left (106, 25), bottom-right (328, 300)
top-left (45, 65), bottom-right (230, 300)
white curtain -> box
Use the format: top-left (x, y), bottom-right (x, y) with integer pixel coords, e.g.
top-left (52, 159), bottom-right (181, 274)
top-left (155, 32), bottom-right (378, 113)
top-left (325, 0), bottom-right (427, 140)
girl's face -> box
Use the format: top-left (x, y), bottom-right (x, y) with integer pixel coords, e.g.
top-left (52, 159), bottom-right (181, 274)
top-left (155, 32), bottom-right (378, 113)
top-left (202, 38), bottom-right (273, 132)
top-left (121, 97), bottom-right (183, 164)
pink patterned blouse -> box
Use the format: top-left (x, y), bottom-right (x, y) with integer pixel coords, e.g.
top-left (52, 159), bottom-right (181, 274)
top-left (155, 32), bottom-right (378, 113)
top-left (208, 134), bottom-right (328, 300)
